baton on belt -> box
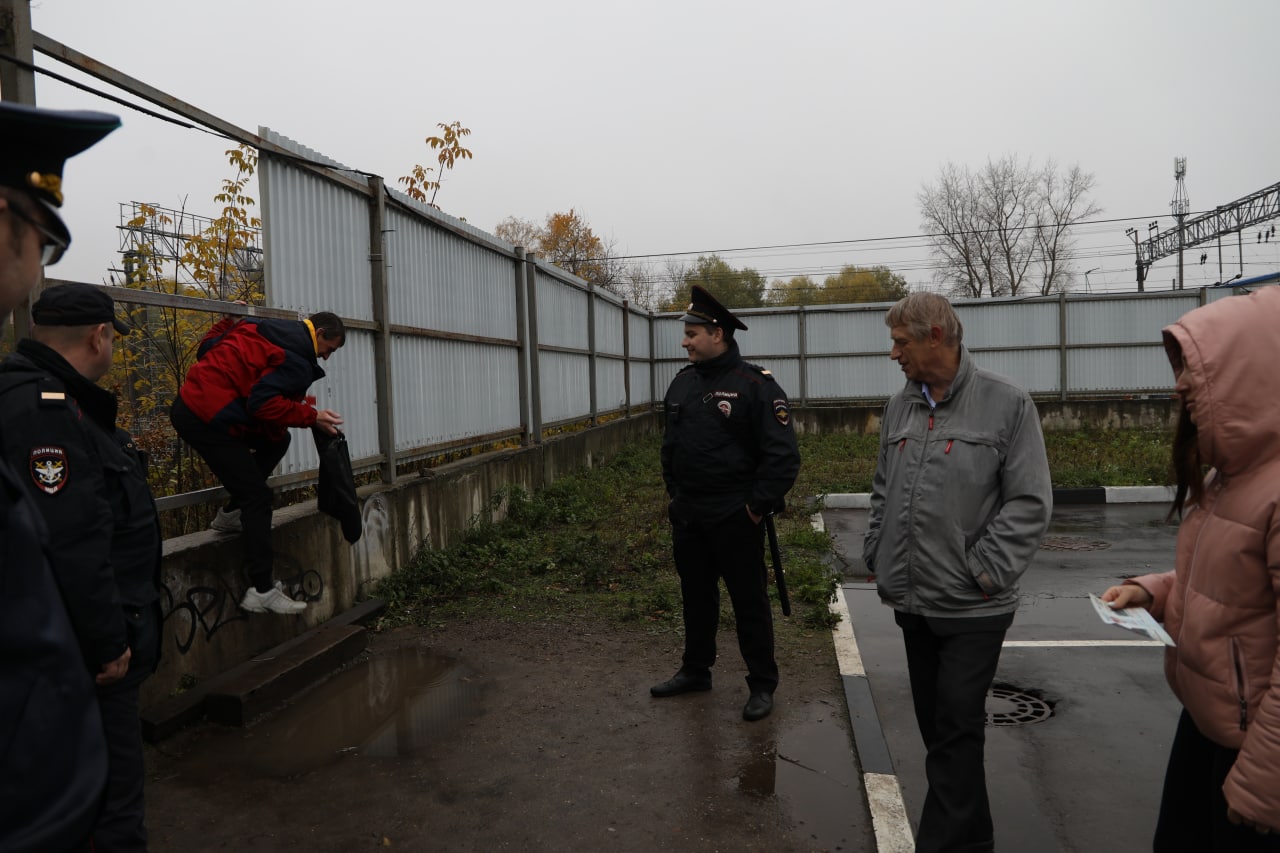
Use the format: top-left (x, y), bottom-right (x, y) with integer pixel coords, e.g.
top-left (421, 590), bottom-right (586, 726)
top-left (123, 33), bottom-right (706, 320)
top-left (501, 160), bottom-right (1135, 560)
top-left (764, 513), bottom-right (791, 617)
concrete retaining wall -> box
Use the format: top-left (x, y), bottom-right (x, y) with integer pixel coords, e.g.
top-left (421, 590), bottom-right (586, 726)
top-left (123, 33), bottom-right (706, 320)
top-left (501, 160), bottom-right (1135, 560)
top-left (144, 396), bottom-right (1176, 708)
top-left (143, 413), bottom-right (658, 707)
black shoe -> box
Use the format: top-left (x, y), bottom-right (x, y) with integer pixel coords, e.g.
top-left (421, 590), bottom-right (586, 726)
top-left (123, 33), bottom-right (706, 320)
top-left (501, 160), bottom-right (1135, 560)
top-left (743, 691), bottom-right (773, 721)
top-left (650, 671), bottom-right (712, 697)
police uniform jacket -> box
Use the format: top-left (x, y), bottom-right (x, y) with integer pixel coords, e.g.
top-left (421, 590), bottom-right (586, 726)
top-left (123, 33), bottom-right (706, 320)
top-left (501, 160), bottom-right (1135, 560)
top-left (662, 340), bottom-right (800, 523)
top-left (0, 458), bottom-right (107, 852)
top-left (0, 340), bottom-right (162, 677)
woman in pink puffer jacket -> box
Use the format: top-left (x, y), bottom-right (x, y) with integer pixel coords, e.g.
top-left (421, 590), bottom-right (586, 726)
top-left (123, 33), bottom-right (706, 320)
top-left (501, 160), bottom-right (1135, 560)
top-left (1103, 285), bottom-right (1280, 851)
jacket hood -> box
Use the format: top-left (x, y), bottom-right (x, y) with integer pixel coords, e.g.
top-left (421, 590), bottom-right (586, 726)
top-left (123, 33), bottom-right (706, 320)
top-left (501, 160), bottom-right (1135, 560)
top-left (1162, 286), bottom-right (1280, 474)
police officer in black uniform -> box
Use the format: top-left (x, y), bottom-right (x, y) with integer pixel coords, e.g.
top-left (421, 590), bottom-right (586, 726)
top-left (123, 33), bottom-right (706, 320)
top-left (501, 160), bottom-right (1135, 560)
top-left (0, 284), bottom-right (163, 852)
top-left (651, 285), bottom-right (801, 722)
top-left (0, 102), bottom-right (120, 851)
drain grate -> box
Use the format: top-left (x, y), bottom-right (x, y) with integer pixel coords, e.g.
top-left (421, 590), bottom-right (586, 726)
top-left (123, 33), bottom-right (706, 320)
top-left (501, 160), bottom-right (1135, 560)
top-left (986, 684), bottom-right (1054, 727)
top-left (1040, 536), bottom-right (1111, 552)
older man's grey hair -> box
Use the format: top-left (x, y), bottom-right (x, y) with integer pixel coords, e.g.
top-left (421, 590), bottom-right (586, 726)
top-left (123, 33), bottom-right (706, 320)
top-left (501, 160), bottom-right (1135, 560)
top-left (884, 292), bottom-right (963, 347)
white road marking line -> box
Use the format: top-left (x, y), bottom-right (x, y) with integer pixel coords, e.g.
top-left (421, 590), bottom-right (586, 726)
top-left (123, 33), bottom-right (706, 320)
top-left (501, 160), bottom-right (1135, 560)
top-left (1003, 640), bottom-right (1163, 647)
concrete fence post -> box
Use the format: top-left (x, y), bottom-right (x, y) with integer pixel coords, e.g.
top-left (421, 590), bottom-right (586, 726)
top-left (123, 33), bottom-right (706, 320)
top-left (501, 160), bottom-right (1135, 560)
top-left (525, 255), bottom-right (542, 443)
top-left (514, 247), bottom-right (532, 446)
top-left (366, 176), bottom-right (396, 483)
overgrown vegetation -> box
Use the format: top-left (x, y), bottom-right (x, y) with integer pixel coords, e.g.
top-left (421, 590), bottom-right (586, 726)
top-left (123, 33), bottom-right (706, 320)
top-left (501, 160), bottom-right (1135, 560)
top-left (375, 426), bottom-right (1175, 635)
top-left (375, 433), bottom-right (842, 636)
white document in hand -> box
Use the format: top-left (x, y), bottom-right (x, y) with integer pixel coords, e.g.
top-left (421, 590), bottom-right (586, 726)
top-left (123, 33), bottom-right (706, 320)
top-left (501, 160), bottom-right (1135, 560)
top-left (1089, 593), bottom-right (1175, 647)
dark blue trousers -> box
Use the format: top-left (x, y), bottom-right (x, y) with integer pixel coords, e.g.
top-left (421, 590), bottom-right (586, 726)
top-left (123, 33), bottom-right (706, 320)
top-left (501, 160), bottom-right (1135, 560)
top-left (671, 508), bottom-right (778, 694)
top-left (896, 611), bottom-right (1012, 853)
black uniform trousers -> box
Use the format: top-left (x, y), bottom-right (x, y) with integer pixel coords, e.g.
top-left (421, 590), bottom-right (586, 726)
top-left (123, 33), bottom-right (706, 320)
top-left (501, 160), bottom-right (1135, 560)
top-left (170, 398), bottom-right (289, 592)
top-left (90, 601), bottom-right (160, 853)
top-left (671, 508), bottom-right (778, 694)
top-left (1153, 708), bottom-right (1280, 852)
top-left (895, 610), bottom-right (1012, 853)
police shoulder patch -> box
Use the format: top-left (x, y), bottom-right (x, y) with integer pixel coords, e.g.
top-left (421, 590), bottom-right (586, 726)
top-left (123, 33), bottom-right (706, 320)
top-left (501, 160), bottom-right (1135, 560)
top-left (30, 446), bottom-right (69, 494)
top-left (773, 399), bottom-right (791, 427)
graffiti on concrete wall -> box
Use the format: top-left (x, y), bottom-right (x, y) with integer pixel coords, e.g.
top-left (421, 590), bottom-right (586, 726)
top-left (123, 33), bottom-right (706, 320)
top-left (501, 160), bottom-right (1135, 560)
top-left (160, 569), bottom-right (323, 655)
top-left (161, 577), bottom-right (248, 655)
top-left (353, 494), bottom-right (391, 593)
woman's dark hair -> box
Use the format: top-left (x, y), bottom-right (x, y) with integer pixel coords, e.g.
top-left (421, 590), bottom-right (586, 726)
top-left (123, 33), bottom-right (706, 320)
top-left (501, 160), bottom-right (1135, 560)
top-left (1165, 335), bottom-right (1203, 521)
top-left (1168, 403), bottom-right (1203, 521)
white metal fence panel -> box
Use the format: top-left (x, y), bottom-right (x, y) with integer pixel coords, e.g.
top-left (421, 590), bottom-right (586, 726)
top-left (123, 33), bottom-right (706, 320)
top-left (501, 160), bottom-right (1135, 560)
top-left (595, 298), bottom-right (625, 357)
top-left (535, 271), bottom-right (590, 351)
top-left (259, 130), bottom-right (374, 322)
top-left (973, 349), bottom-right (1061, 396)
top-left (595, 357), bottom-right (627, 414)
top-left (627, 310), bottom-right (652, 360)
top-left (391, 336), bottom-right (521, 450)
top-left (538, 351), bottom-right (593, 424)
top-left (1067, 346), bottom-right (1173, 394)
top-left (804, 308), bottom-right (889, 356)
top-left (738, 312), bottom-right (799, 357)
top-left (1066, 294), bottom-right (1197, 345)
top-left (384, 206), bottom-right (518, 340)
top-left (806, 354), bottom-right (904, 400)
top-left (629, 360), bottom-right (654, 406)
top-left (959, 301), bottom-right (1060, 349)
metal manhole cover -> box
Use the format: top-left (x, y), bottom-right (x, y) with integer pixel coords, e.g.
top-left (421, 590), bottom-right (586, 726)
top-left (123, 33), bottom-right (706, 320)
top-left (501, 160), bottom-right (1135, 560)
top-left (1040, 536), bottom-right (1111, 552)
top-left (986, 685), bottom-right (1054, 727)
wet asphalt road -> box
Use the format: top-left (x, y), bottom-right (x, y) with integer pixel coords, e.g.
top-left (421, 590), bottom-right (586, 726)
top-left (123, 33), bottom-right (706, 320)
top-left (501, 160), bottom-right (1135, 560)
top-left (824, 503), bottom-right (1183, 853)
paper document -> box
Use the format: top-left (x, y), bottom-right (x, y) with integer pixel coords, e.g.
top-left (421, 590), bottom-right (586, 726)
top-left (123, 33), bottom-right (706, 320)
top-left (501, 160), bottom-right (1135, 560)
top-left (1089, 593), bottom-right (1175, 647)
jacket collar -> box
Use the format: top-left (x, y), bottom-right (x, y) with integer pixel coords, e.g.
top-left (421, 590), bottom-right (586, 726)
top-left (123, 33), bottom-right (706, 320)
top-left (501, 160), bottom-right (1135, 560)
top-left (13, 338), bottom-right (118, 432)
top-left (691, 339), bottom-right (743, 377)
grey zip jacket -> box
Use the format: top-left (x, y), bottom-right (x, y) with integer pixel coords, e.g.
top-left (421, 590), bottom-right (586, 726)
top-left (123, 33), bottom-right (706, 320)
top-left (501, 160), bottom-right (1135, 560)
top-left (862, 346), bottom-right (1052, 617)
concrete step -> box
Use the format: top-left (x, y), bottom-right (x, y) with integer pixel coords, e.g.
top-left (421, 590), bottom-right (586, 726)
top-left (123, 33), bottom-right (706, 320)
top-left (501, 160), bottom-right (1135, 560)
top-left (203, 622), bottom-right (368, 727)
top-left (141, 598), bottom-right (386, 741)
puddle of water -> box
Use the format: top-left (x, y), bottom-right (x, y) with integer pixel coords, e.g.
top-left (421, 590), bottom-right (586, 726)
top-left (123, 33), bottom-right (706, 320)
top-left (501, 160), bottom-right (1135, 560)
top-left (221, 647), bottom-right (486, 778)
top-left (736, 716), bottom-right (864, 851)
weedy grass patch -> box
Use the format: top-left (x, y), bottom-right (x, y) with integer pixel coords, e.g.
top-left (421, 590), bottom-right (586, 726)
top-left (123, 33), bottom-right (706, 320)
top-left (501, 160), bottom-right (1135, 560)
top-left (375, 426), bottom-right (1174, 634)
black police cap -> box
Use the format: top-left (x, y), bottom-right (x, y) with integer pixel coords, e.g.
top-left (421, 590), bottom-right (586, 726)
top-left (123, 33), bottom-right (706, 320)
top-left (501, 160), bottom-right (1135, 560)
top-left (679, 284), bottom-right (748, 332)
top-left (31, 283), bottom-right (131, 335)
top-left (0, 102), bottom-right (121, 246)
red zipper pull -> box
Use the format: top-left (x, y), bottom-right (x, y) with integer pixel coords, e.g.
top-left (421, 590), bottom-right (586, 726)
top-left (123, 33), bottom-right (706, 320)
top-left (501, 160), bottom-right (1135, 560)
top-left (898, 438), bottom-right (906, 453)
top-left (945, 439), bottom-right (953, 454)
top-left (928, 414), bottom-right (934, 431)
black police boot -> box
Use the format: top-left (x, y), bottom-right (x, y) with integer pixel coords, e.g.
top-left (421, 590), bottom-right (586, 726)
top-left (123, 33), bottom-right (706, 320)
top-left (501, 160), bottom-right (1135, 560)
top-left (742, 691), bottom-right (773, 721)
top-left (650, 669), bottom-right (712, 697)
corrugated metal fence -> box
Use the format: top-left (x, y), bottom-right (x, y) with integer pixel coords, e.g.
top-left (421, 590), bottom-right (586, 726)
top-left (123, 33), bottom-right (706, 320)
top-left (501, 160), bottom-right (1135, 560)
top-left (253, 127), bottom-right (1231, 495)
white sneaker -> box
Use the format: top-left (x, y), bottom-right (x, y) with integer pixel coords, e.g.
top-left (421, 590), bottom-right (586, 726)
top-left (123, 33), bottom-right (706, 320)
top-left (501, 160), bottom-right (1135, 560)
top-left (240, 586), bottom-right (306, 614)
top-left (210, 507), bottom-right (242, 533)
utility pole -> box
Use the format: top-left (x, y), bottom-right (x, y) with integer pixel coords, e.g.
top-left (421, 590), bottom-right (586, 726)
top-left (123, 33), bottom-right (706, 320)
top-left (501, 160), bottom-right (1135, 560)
top-left (0, 0), bottom-right (37, 342)
top-left (1171, 157), bottom-right (1190, 289)
top-left (0, 0), bottom-right (36, 105)
top-left (1125, 228), bottom-right (1147, 292)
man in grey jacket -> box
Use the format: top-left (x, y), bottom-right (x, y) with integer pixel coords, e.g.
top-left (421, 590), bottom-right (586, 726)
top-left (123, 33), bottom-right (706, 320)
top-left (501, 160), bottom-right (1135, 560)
top-left (863, 293), bottom-right (1051, 853)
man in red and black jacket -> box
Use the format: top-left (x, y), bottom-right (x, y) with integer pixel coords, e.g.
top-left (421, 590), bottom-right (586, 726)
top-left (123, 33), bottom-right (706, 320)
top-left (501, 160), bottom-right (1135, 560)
top-left (170, 311), bottom-right (345, 615)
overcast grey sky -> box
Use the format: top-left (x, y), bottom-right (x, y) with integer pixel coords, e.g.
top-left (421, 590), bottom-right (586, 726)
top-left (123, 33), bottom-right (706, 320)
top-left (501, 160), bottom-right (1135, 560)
top-left (24, 0), bottom-right (1280, 297)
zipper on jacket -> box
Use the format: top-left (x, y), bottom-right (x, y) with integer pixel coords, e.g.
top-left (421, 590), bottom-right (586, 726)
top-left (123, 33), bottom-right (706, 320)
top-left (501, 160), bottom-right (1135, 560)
top-left (1230, 637), bottom-right (1249, 731)
top-left (945, 439), bottom-right (953, 455)
top-left (928, 414), bottom-right (934, 431)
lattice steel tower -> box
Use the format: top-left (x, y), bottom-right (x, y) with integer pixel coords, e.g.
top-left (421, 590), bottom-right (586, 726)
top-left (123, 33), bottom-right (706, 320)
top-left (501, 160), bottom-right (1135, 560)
top-left (1171, 158), bottom-right (1190, 289)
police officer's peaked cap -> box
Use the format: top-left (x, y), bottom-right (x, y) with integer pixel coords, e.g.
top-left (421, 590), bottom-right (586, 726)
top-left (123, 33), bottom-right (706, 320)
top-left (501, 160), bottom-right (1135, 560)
top-left (0, 102), bottom-right (121, 246)
top-left (32, 283), bottom-right (131, 335)
top-left (680, 285), bottom-right (748, 332)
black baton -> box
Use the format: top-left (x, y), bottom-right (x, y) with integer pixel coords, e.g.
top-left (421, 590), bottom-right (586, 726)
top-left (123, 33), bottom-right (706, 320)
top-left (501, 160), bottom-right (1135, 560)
top-left (764, 513), bottom-right (790, 617)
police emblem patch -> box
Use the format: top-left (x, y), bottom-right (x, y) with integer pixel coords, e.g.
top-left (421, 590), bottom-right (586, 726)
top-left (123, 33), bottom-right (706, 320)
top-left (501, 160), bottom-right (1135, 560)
top-left (773, 399), bottom-right (790, 426)
top-left (30, 446), bottom-right (68, 494)
top-left (717, 400), bottom-right (733, 418)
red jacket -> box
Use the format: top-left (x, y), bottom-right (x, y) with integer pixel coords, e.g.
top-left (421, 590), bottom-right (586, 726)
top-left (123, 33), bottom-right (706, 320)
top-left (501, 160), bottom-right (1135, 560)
top-left (178, 317), bottom-right (324, 440)
top-left (1130, 285), bottom-right (1280, 829)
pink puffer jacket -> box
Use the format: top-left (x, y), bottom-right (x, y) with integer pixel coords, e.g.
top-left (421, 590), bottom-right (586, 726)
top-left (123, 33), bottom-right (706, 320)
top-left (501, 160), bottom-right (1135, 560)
top-left (1131, 285), bottom-right (1280, 828)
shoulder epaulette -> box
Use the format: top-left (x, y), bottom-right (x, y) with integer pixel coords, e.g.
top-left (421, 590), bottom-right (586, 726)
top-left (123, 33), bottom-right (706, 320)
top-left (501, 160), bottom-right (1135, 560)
top-left (742, 362), bottom-right (774, 378)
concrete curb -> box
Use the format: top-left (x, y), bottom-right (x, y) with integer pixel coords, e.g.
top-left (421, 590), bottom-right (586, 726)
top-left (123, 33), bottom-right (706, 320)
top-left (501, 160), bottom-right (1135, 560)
top-left (821, 485), bottom-right (1175, 510)
top-left (814, 513), bottom-right (914, 852)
